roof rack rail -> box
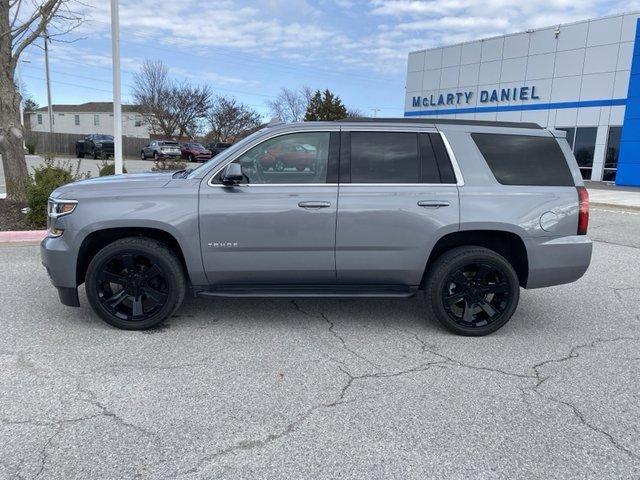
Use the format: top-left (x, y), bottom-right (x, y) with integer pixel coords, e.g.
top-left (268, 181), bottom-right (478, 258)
top-left (339, 117), bottom-right (543, 129)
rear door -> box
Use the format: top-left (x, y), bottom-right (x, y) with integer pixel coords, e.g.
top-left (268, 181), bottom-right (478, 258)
top-left (335, 128), bottom-right (460, 286)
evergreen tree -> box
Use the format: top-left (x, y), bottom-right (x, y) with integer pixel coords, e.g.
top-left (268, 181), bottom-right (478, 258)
top-left (304, 89), bottom-right (348, 121)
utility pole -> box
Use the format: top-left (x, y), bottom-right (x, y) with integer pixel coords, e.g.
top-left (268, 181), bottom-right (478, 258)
top-left (43, 30), bottom-right (54, 153)
top-left (371, 108), bottom-right (380, 118)
top-left (111, 0), bottom-right (123, 174)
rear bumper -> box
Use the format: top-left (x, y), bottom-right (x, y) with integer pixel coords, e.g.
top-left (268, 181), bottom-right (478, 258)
top-left (525, 235), bottom-right (592, 289)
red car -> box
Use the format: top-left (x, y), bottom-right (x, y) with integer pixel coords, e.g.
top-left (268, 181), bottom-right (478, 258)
top-left (260, 142), bottom-right (316, 171)
top-left (180, 142), bottom-right (213, 163)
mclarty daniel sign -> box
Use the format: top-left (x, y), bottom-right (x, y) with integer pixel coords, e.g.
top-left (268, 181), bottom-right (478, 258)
top-left (411, 85), bottom-right (540, 109)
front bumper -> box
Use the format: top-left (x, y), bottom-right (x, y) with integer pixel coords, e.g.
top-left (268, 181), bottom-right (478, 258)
top-left (525, 235), bottom-right (593, 289)
top-left (41, 235), bottom-right (80, 307)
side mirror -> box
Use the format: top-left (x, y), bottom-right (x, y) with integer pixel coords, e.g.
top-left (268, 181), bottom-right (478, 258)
top-left (221, 163), bottom-right (244, 185)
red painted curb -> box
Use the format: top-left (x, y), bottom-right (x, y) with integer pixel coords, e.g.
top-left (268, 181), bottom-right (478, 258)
top-left (0, 230), bottom-right (47, 243)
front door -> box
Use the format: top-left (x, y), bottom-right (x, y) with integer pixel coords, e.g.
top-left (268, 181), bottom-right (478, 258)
top-left (199, 130), bottom-right (340, 286)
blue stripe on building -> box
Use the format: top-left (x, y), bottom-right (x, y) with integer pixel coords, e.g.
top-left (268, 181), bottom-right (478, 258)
top-left (404, 98), bottom-right (628, 117)
top-left (616, 18), bottom-right (640, 187)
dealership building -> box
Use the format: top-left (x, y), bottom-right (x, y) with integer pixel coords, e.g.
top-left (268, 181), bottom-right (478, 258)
top-left (404, 12), bottom-right (640, 186)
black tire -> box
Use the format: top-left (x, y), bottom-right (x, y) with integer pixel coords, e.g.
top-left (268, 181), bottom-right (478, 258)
top-left (425, 246), bottom-right (520, 336)
top-left (76, 147), bottom-right (85, 159)
top-left (92, 149), bottom-right (98, 160)
top-left (189, 154), bottom-right (195, 162)
top-left (140, 151), bottom-right (146, 160)
top-left (154, 152), bottom-right (159, 161)
top-left (85, 237), bottom-right (186, 330)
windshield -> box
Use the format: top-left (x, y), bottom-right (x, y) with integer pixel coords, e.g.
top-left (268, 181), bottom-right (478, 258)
top-left (160, 141), bottom-right (179, 146)
top-left (95, 135), bottom-right (113, 141)
top-left (186, 129), bottom-right (268, 179)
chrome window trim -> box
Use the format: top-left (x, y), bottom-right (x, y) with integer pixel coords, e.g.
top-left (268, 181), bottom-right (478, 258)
top-left (438, 131), bottom-right (465, 187)
top-left (206, 128), bottom-right (339, 187)
top-left (205, 127), bottom-right (464, 188)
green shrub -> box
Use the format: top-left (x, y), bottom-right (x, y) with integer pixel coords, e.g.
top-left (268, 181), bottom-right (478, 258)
top-left (26, 155), bottom-right (90, 226)
top-left (98, 159), bottom-right (127, 176)
top-left (152, 158), bottom-right (187, 172)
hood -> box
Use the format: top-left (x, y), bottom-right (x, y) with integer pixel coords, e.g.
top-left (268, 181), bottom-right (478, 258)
top-left (50, 172), bottom-right (175, 199)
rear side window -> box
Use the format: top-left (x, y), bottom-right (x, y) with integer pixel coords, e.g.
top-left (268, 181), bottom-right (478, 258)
top-left (471, 133), bottom-right (574, 186)
top-left (350, 132), bottom-right (420, 183)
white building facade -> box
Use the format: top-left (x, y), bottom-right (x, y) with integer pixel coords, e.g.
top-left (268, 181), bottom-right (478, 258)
top-left (404, 12), bottom-right (640, 187)
top-left (29, 102), bottom-right (149, 139)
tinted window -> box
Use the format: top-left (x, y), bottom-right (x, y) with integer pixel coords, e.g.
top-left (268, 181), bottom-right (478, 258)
top-left (472, 133), bottom-right (574, 186)
top-left (428, 133), bottom-right (457, 184)
top-left (574, 127), bottom-right (597, 180)
top-left (350, 132), bottom-right (419, 183)
top-left (216, 132), bottom-right (331, 184)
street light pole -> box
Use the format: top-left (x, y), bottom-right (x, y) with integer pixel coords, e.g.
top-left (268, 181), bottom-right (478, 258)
top-left (43, 30), bottom-right (54, 153)
top-left (110, 0), bottom-right (123, 174)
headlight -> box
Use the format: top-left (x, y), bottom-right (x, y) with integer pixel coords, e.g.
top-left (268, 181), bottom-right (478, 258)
top-left (47, 199), bottom-right (78, 237)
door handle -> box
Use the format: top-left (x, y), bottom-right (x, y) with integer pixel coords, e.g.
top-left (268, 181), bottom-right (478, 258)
top-left (298, 201), bottom-right (331, 209)
top-left (418, 200), bottom-right (450, 208)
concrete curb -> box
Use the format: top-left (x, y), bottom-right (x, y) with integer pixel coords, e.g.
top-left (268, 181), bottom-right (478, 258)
top-left (590, 202), bottom-right (640, 212)
top-left (0, 230), bottom-right (47, 244)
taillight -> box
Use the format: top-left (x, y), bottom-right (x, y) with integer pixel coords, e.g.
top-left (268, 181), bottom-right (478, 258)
top-left (577, 186), bottom-right (589, 235)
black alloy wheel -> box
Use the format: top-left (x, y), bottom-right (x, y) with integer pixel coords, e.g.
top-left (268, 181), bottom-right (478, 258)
top-left (85, 237), bottom-right (186, 330)
top-left (442, 262), bottom-right (511, 328)
top-left (425, 246), bottom-right (520, 336)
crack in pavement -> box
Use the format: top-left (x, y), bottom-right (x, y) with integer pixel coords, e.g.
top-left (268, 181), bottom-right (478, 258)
top-left (291, 300), bottom-right (380, 370)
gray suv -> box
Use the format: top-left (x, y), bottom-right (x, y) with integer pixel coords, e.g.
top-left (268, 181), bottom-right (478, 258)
top-left (41, 119), bottom-right (592, 335)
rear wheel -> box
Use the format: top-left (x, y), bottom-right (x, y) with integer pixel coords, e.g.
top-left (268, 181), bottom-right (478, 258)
top-left (85, 237), bottom-right (186, 330)
top-left (425, 246), bottom-right (519, 336)
top-left (76, 147), bottom-right (84, 159)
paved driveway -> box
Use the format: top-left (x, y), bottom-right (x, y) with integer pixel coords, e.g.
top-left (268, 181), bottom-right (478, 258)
top-left (0, 209), bottom-right (639, 479)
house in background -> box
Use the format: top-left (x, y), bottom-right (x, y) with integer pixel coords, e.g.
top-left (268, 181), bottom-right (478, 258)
top-left (30, 102), bottom-right (149, 139)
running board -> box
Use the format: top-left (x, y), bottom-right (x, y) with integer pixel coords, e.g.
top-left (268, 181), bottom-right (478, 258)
top-left (194, 284), bottom-right (418, 298)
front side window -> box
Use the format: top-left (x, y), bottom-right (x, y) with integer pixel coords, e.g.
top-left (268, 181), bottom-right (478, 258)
top-left (350, 132), bottom-right (419, 183)
top-left (214, 132), bottom-right (331, 184)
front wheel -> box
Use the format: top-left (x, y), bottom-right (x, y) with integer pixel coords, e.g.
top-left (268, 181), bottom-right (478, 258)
top-left (85, 237), bottom-right (186, 330)
top-left (424, 246), bottom-right (520, 336)
top-left (140, 151), bottom-right (146, 160)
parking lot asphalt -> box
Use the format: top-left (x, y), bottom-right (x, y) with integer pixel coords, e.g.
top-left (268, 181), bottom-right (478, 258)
top-left (0, 208), bottom-right (639, 479)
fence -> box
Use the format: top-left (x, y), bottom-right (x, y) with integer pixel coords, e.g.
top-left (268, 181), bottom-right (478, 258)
top-left (25, 131), bottom-right (150, 159)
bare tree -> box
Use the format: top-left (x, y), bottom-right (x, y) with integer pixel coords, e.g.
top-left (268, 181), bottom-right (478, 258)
top-left (132, 60), bottom-right (212, 138)
top-left (206, 96), bottom-right (262, 143)
top-left (1, 0), bottom-right (83, 202)
top-left (266, 86), bottom-right (312, 123)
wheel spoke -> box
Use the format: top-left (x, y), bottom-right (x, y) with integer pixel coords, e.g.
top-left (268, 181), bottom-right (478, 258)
top-left (445, 291), bottom-right (466, 305)
top-left (142, 264), bottom-right (162, 281)
top-left (474, 264), bottom-right (492, 282)
top-left (477, 299), bottom-right (498, 317)
top-left (99, 271), bottom-right (127, 285)
top-left (142, 285), bottom-right (167, 303)
top-left (462, 300), bottom-right (475, 323)
top-left (106, 290), bottom-right (128, 308)
top-left (131, 296), bottom-right (144, 317)
top-left (451, 270), bottom-right (467, 286)
top-left (485, 282), bottom-right (509, 294)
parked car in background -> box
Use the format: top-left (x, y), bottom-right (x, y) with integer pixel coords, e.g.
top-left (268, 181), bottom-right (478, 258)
top-left (140, 140), bottom-right (182, 160)
top-left (41, 118), bottom-right (592, 335)
top-left (76, 134), bottom-right (114, 159)
top-left (259, 141), bottom-right (317, 171)
top-left (180, 142), bottom-right (213, 162)
top-left (206, 142), bottom-right (232, 157)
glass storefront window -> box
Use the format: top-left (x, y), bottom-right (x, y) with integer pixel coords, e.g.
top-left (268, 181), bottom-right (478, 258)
top-left (574, 127), bottom-right (597, 180)
top-left (557, 127), bottom-right (575, 150)
top-left (603, 126), bottom-right (622, 182)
